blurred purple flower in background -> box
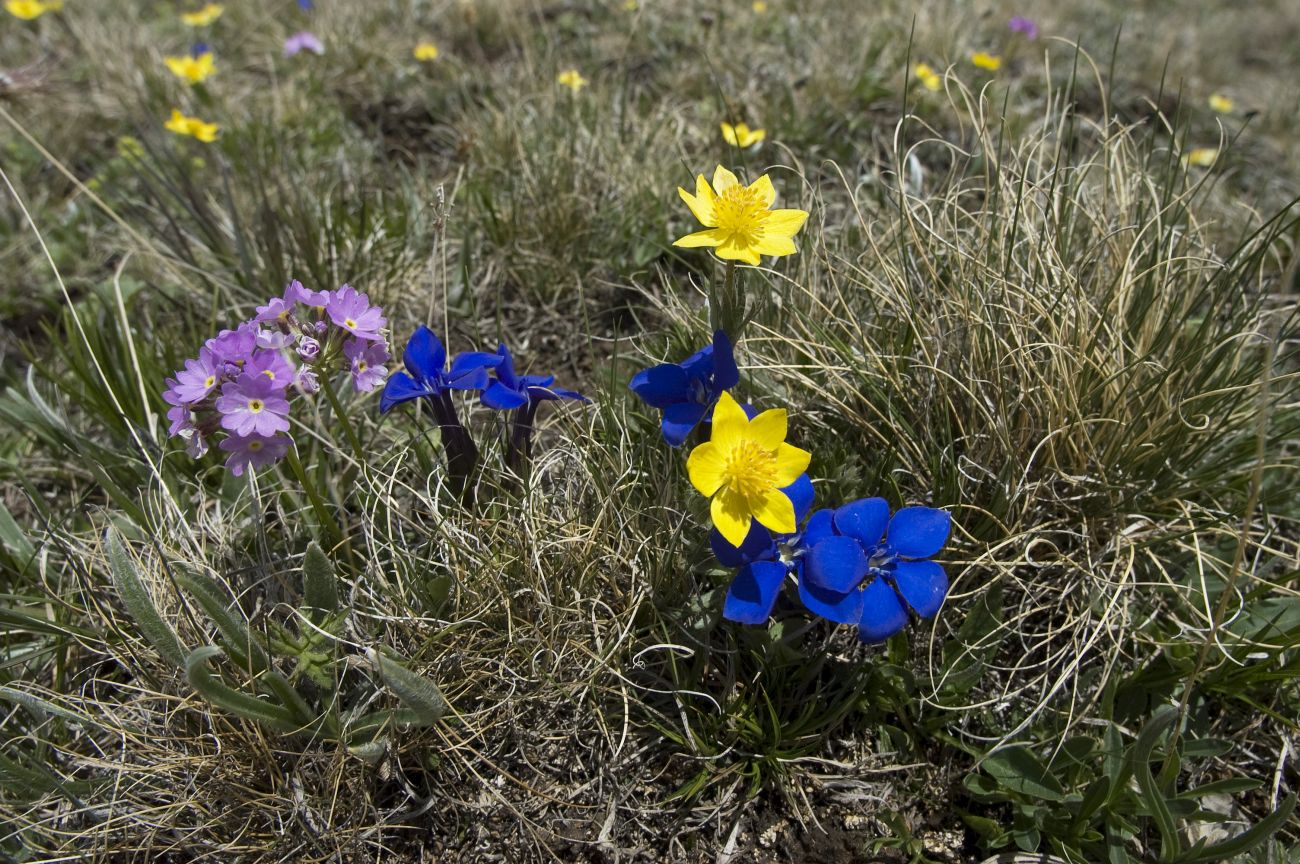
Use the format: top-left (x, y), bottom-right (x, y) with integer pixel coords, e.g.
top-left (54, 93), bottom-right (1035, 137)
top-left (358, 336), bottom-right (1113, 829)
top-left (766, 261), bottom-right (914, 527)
top-left (284, 31), bottom-right (325, 57)
top-left (1008, 16), bottom-right (1038, 39)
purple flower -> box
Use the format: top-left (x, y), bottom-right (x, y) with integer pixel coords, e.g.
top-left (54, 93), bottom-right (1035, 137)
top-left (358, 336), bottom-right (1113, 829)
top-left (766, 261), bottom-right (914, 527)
top-left (343, 337), bottom-right (389, 392)
top-left (1008, 16), bottom-right (1038, 39)
top-left (255, 297), bottom-right (294, 324)
top-left (214, 374), bottom-right (291, 437)
top-left (284, 279), bottom-right (330, 311)
top-left (244, 349), bottom-right (296, 391)
top-left (284, 31), bottom-right (325, 57)
top-left (326, 284), bottom-right (386, 341)
top-left (219, 433), bottom-right (290, 477)
top-left (295, 367), bottom-right (320, 394)
top-left (166, 402), bottom-right (193, 436)
top-left (186, 433), bottom-right (209, 458)
top-left (296, 335), bottom-right (321, 361)
top-left (256, 328), bottom-right (294, 350)
top-left (206, 324), bottom-right (259, 369)
top-left (169, 347), bottom-right (222, 404)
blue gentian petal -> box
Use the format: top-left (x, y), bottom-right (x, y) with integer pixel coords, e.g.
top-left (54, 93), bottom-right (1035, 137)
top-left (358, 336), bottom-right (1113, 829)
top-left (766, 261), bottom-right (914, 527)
top-left (740, 401), bottom-right (760, 420)
top-left (494, 344), bottom-right (518, 389)
top-left (857, 577), bottom-right (909, 643)
top-left (833, 497), bottom-right (890, 547)
top-left (379, 370), bottom-right (432, 413)
top-left (711, 523), bottom-right (776, 568)
top-left (521, 374), bottom-right (556, 389)
top-left (403, 326), bottom-right (447, 383)
top-left (800, 508), bottom-right (835, 548)
top-left (661, 401), bottom-right (708, 447)
top-left (711, 329), bottom-right (740, 391)
top-left (446, 365), bottom-right (490, 391)
top-left (722, 561), bottom-right (787, 625)
top-left (678, 343), bottom-right (714, 379)
top-left (798, 577), bottom-right (864, 624)
top-left (449, 351), bottom-right (503, 375)
top-left (780, 474), bottom-right (815, 527)
top-left (548, 386), bottom-right (589, 403)
top-left (887, 507), bottom-right (951, 559)
top-left (804, 535), bottom-right (868, 593)
top-left (892, 560), bottom-right (948, 618)
top-left (629, 363), bottom-right (691, 409)
top-left (481, 380), bottom-right (528, 410)
top-left (526, 384), bottom-right (588, 403)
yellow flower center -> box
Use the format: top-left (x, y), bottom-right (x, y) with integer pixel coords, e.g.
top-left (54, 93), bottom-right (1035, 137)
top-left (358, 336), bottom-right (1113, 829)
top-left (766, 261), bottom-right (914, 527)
top-left (248, 440), bottom-right (263, 452)
top-left (720, 439), bottom-right (777, 500)
top-left (262, 370), bottom-right (276, 381)
top-left (204, 375), bottom-right (215, 388)
top-left (345, 317), bottom-right (358, 329)
top-left (713, 184), bottom-right (767, 244)
top-left (357, 361), bottom-right (367, 372)
top-left (248, 399), bottom-right (264, 413)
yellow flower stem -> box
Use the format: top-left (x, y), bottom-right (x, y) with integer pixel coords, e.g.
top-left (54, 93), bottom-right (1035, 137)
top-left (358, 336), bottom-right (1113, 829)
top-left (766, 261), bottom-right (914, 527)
top-left (712, 259), bottom-right (744, 341)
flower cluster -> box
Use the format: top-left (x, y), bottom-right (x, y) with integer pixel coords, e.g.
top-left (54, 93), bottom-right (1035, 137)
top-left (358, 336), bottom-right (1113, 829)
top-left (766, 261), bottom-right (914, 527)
top-left (382, 327), bottom-right (587, 500)
top-left (163, 281), bottom-right (389, 476)
top-left (632, 333), bottom-right (952, 643)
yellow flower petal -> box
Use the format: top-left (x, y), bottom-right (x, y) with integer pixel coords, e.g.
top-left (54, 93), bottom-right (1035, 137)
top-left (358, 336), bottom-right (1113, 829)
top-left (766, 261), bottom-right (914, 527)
top-left (720, 122), bottom-right (739, 146)
top-left (749, 487), bottom-right (796, 536)
top-left (743, 127), bottom-right (766, 146)
top-left (748, 174), bottom-right (776, 207)
top-left (712, 487), bottom-right (753, 548)
top-left (710, 391), bottom-right (749, 451)
top-left (763, 208), bottom-right (808, 238)
top-left (746, 408), bottom-right (787, 451)
top-left (752, 235), bottom-right (797, 258)
top-left (673, 228), bottom-right (727, 249)
top-left (686, 441), bottom-right (726, 497)
top-left (677, 176), bottom-right (716, 226)
top-left (772, 442), bottom-right (811, 487)
top-left (970, 51), bottom-right (1001, 71)
top-left (715, 235), bottom-right (762, 265)
top-left (712, 164), bottom-right (739, 193)
top-left (1208, 93), bottom-right (1234, 114)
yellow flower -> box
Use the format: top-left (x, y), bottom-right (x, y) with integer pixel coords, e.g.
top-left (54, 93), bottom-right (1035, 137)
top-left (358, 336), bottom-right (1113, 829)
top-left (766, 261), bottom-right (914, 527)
top-left (164, 52), bottom-right (216, 85)
top-left (623, 0), bottom-right (637, 9)
top-left (720, 122), bottom-right (766, 148)
top-left (752, 0), bottom-right (768, 11)
top-left (164, 109), bottom-right (219, 143)
top-left (1183, 147), bottom-right (1218, 168)
top-left (414, 42), bottom-right (439, 62)
top-left (914, 63), bottom-right (941, 92)
top-left (557, 68), bottom-right (588, 92)
top-left (970, 51), bottom-right (1001, 71)
top-left (5, 0), bottom-right (60, 20)
top-left (181, 3), bottom-right (223, 26)
top-left (687, 392), bottom-right (811, 547)
top-left (674, 165), bottom-right (809, 266)
top-left (1208, 93), bottom-right (1234, 114)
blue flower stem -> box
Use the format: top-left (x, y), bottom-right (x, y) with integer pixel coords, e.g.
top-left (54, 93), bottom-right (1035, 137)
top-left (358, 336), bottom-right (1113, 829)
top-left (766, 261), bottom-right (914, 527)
top-left (718, 260), bottom-right (741, 340)
top-left (434, 392), bottom-right (479, 507)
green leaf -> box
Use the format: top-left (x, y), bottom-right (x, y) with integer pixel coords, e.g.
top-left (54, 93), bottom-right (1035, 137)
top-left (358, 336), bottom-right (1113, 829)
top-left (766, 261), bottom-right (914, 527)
top-left (368, 648), bottom-right (446, 726)
top-left (1176, 794), bottom-right (1296, 864)
top-left (175, 568), bottom-right (269, 674)
top-left (105, 528), bottom-right (185, 668)
top-left (184, 646), bottom-right (298, 733)
top-left (1132, 705), bottom-right (1179, 863)
top-left (982, 745), bottom-right (1067, 802)
top-left (301, 541), bottom-right (338, 622)
top-left (1175, 777), bottom-right (1262, 800)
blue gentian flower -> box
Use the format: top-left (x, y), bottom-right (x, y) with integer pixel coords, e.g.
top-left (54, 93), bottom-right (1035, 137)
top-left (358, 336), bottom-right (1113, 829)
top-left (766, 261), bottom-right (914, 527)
top-left (191, 42), bottom-right (210, 57)
top-left (298, 0), bottom-right (314, 9)
top-left (629, 330), bottom-right (739, 446)
top-left (380, 326), bottom-right (500, 414)
top-left (713, 473), bottom-right (814, 624)
top-left (798, 499), bottom-right (951, 642)
top-left (481, 343), bottom-right (588, 411)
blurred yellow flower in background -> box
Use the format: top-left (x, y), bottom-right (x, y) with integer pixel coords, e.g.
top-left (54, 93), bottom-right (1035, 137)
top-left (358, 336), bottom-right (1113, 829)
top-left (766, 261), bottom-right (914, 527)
top-left (914, 63), bottom-right (941, 91)
top-left (414, 42), bottom-right (439, 62)
top-left (5, 0), bottom-right (61, 20)
top-left (165, 109), bottom-right (219, 143)
top-left (1208, 93), bottom-right (1234, 114)
top-left (1183, 147), bottom-right (1218, 168)
top-left (970, 52), bottom-right (1001, 71)
top-left (752, 1), bottom-right (768, 12)
top-left (720, 122), bottom-right (766, 148)
top-left (165, 51), bottom-right (216, 85)
top-left (557, 69), bottom-right (588, 92)
top-left (181, 4), bottom-right (224, 26)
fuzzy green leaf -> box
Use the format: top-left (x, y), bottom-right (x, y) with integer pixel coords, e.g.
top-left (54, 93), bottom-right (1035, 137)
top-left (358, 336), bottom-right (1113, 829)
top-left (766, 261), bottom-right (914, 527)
top-left (302, 541), bottom-right (338, 621)
top-left (105, 528), bottom-right (185, 668)
top-left (368, 648), bottom-right (446, 726)
top-left (184, 646), bottom-right (298, 733)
